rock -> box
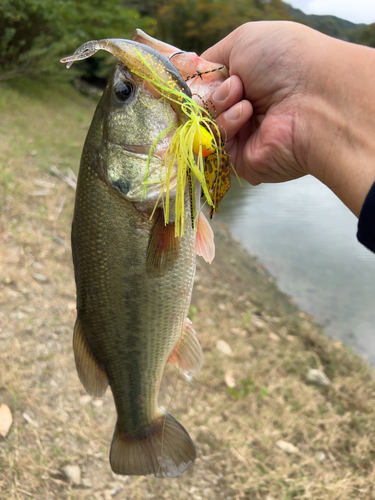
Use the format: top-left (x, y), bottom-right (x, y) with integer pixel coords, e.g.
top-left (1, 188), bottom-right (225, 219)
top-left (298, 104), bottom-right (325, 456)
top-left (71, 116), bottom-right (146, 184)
top-left (81, 477), bottom-right (92, 488)
top-left (32, 273), bottom-right (48, 283)
top-left (215, 340), bottom-right (232, 356)
top-left (0, 404), bottom-right (13, 437)
top-left (79, 395), bottom-right (92, 406)
top-left (110, 485), bottom-right (124, 496)
top-left (269, 332), bottom-right (280, 341)
top-left (315, 451), bottom-right (326, 462)
top-left (61, 464), bottom-right (81, 486)
top-left (276, 440), bottom-right (299, 454)
top-left (92, 398), bottom-right (103, 407)
top-left (251, 317), bottom-right (266, 329)
top-left (306, 369), bottom-right (331, 387)
top-left (231, 327), bottom-right (247, 337)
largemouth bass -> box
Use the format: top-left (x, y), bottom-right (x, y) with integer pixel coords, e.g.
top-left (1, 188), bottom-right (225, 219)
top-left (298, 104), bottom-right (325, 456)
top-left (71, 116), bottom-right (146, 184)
top-left (63, 36), bottom-right (226, 478)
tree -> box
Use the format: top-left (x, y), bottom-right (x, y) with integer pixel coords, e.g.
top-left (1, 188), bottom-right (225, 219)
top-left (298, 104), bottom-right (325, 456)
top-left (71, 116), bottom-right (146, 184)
top-left (358, 23), bottom-right (375, 48)
top-left (0, 0), bottom-right (155, 81)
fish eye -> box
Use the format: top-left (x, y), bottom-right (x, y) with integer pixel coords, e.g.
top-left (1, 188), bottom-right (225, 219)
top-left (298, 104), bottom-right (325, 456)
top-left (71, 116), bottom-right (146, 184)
top-left (115, 81), bottom-right (134, 101)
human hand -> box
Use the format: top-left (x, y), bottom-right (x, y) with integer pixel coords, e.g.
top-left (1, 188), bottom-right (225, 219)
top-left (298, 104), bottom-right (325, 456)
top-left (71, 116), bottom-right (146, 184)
top-left (202, 21), bottom-right (322, 185)
top-left (202, 22), bottom-right (375, 215)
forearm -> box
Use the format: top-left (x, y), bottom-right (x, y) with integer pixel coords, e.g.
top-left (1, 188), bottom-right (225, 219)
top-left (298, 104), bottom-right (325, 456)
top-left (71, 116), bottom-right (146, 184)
top-left (298, 36), bottom-right (375, 216)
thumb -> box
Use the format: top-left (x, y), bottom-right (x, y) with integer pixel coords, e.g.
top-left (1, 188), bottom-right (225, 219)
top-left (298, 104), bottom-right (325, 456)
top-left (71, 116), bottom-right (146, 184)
top-left (201, 31), bottom-right (238, 67)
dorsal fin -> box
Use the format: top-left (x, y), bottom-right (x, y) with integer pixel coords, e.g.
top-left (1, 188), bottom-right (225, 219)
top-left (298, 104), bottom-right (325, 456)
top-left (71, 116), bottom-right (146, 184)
top-left (73, 318), bottom-right (109, 397)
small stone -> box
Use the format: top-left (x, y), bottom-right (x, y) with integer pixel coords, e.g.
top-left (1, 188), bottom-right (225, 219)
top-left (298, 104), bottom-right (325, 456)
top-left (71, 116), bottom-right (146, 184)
top-left (81, 477), bottom-right (92, 488)
top-left (32, 273), bottom-right (48, 283)
top-left (231, 327), bottom-right (247, 337)
top-left (215, 340), bottom-right (232, 356)
top-left (79, 395), bottom-right (92, 405)
top-left (110, 485), bottom-right (124, 496)
top-left (269, 332), bottom-right (280, 341)
top-left (92, 398), bottom-right (103, 407)
top-left (61, 465), bottom-right (81, 486)
top-left (306, 369), bottom-right (331, 387)
top-left (251, 317), bottom-right (265, 329)
top-left (315, 451), bottom-right (326, 462)
top-left (276, 440), bottom-right (299, 454)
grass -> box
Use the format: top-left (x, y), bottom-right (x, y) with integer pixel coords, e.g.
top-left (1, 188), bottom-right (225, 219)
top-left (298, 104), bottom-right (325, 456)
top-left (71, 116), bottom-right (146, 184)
top-left (1, 77), bottom-right (375, 499)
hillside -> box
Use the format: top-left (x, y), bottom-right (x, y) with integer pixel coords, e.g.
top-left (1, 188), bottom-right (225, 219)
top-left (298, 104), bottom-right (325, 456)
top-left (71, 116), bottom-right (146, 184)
top-left (285, 3), bottom-right (368, 42)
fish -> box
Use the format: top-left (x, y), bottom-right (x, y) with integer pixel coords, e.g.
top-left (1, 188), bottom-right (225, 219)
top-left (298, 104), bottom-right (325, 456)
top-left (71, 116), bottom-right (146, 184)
top-left (61, 36), bottom-right (225, 478)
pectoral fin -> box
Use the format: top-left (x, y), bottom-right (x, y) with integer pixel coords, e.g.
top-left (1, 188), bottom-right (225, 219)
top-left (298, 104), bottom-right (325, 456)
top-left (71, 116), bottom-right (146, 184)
top-left (73, 318), bottom-right (109, 397)
top-left (168, 318), bottom-right (203, 378)
top-left (146, 209), bottom-right (180, 276)
top-left (196, 212), bottom-right (215, 264)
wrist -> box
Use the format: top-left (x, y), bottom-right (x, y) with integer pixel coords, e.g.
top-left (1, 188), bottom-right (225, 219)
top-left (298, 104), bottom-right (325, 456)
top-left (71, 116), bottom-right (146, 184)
top-left (297, 35), bottom-right (375, 216)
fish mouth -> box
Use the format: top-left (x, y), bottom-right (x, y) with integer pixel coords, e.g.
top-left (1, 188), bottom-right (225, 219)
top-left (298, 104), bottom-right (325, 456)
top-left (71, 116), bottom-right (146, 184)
top-left (109, 142), bottom-right (178, 203)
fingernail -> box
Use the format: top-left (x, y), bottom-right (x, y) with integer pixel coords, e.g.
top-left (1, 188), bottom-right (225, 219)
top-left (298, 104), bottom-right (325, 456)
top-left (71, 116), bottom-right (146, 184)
top-left (212, 78), bottom-right (231, 102)
top-left (225, 102), bottom-right (243, 121)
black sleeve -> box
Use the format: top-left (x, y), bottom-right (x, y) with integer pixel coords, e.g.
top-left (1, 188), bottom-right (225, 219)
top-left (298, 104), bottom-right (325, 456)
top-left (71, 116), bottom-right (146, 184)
top-left (357, 181), bottom-right (375, 253)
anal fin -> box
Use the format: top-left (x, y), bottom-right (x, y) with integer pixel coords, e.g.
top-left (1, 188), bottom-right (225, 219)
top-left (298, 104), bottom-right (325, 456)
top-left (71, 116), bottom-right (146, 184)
top-left (196, 212), bottom-right (215, 264)
top-left (110, 412), bottom-right (195, 478)
top-left (73, 318), bottom-right (109, 397)
top-left (146, 209), bottom-right (180, 277)
top-left (168, 318), bottom-right (203, 378)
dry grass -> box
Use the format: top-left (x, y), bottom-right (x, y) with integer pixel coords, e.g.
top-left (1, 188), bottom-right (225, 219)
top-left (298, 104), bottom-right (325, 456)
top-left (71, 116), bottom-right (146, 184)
top-left (1, 79), bottom-right (375, 499)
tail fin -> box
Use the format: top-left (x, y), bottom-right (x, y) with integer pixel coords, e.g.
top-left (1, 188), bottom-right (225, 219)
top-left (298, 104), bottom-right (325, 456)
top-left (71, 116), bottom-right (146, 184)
top-left (110, 413), bottom-right (196, 478)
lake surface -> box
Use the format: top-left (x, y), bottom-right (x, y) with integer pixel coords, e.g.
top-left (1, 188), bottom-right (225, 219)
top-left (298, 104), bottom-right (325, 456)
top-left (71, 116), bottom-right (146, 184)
top-left (216, 176), bottom-right (375, 363)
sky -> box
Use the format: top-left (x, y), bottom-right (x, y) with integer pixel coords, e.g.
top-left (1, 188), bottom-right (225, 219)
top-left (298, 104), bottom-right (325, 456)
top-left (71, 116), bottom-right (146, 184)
top-left (288, 0), bottom-right (375, 25)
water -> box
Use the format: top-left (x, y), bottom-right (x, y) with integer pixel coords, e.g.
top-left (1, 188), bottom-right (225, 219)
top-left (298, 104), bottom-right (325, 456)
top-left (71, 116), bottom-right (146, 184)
top-left (216, 176), bottom-right (375, 363)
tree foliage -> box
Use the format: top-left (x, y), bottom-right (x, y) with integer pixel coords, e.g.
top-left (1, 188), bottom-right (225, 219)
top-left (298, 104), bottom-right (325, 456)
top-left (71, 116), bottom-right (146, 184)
top-left (0, 0), bottom-right (155, 81)
top-left (131, 0), bottom-right (292, 54)
top-left (358, 23), bottom-right (375, 48)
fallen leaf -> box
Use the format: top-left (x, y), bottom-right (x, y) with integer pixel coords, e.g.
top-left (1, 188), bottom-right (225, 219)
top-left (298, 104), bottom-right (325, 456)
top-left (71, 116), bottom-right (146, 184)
top-left (224, 370), bottom-right (236, 388)
top-left (276, 440), bottom-right (299, 454)
top-left (0, 404), bottom-right (12, 437)
top-left (23, 412), bottom-right (39, 428)
top-left (306, 369), bottom-right (331, 387)
top-left (215, 340), bottom-right (232, 356)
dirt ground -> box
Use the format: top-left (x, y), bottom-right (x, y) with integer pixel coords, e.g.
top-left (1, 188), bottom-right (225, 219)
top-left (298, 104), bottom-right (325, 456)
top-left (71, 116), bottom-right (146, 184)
top-left (1, 80), bottom-right (375, 500)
